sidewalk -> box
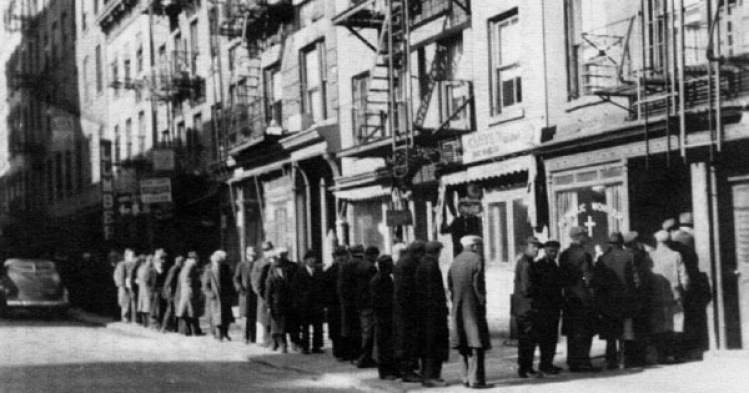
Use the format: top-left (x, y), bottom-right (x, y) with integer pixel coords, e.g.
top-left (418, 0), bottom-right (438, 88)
top-left (68, 308), bottom-right (749, 393)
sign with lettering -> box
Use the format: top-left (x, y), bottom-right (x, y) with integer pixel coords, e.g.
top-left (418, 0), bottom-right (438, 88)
top-left (140, 177), bottom-right (173, 204)
top-left (461, 122), bottom-right (534, 164)
top-left (100, 139), bottom-right (115, 241)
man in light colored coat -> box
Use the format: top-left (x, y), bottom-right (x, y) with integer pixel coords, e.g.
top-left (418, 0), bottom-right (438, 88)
top-left (448, 236), bottom-right (491, 389)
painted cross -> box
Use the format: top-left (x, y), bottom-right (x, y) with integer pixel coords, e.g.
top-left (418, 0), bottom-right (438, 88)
top-left (584, 215), bottom-right (597, 237)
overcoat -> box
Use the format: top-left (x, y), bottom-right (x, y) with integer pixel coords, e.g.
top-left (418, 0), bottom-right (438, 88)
top-left (202, 262), bottom-right (236, 327)
top-left (148, 266), bottom-right (167, 319)
top-left (265, 263), bottom-right (296, 335)
top-left (415, 255), bottom-right (450, 361)
top-left (559, 243), bottom-right (598, 337)
top-left (649, 246), bottom-right (689, 333)
top-left (337, 255), bottom-right (361, 337)
top-left (136, 260), bottom-right (152, 313)
top-left (162, 264), bottom-right (182, 304)
top-left (393, 252), bottom-right (421, 357)
top-left (250, 257), bottom-right (271, 325)
top-left (371, 270), bottom-right (395, 365)
top-left (176, 261), bottom-right (203, 318)
top-left (528, 257), bottom-right (564, 315)
top-left (324, 263), bottom-right (342, 340)
top-left (447, 250), bottom-right (491, 350)
top-left (593, 246), bottom-right (637, 339)
top-left (292, 265), bottom-right (326, 318)
top-left (233, 259), bottom-right (256, 319)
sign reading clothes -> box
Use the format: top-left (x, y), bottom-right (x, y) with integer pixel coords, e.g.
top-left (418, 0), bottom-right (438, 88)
top-left (140, 178), bottom-right (173, 204)
top-left (461, 122), bottom-right (534, 164)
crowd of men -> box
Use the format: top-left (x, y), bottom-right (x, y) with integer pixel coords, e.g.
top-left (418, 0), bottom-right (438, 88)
top-left (512, 212), bottom-right (709, 379)
top-left (109, 211), bottom-right (708, 389)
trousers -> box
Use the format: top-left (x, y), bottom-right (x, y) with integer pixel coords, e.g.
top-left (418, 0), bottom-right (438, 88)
top-left (459, 348), bottom-right (485, 386)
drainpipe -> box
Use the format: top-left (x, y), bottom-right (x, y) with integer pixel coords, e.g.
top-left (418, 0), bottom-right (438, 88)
top-left (678, 0), bottom-right (687, 161)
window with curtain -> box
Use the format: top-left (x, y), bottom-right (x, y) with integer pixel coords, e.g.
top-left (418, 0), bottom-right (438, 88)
top-left (353, 200), bottom-right (385, 250)
top-left (490, 10), bottom-right (521, 115)
top-left (484, 196), bottom-right (534, 266)
top-left (555, 183), bottom-right (625, 252)
top-left (300, 41), bottom-right (326, 122)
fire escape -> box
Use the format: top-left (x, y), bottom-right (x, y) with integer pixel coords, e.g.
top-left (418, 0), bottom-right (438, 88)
top-left (209, 0), bottom-right (293, 161)
top-left (587, 0), bottom-right (749, 164)
top-left (333, 0), bottom-right (472, 189)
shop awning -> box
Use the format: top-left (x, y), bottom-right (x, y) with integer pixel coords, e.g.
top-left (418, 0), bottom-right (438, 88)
top-left (334, 184), bottom-right (391, 201)
top-left (227, 159), bottom-right (291, 184)
top-left (440, 155), bottom-right (535, 186)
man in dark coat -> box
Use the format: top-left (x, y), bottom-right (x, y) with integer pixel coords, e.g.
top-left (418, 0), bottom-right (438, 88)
top-left (415, 241), bottom-right (449, 388)
top-left (338, 245), bottom-right (362, 361)
top-left (161, 255), bottom-right (184, 333)
top-left (203, 250), bottom-right (236, 341)
top-left (234, 246), bottom-right (258, 344)
top-left (251, 242), bottom-right (274, 347)
top-left (560, 227), bottom-right (601, 372)
top-left (448, 236), bottom-right (491, 389)
top-left (530, 240), bottom-right (565, 374)
top-left (355, 246), bottom-right (380, 368)
top-left (325, 246), bottom-right (347, 360)
top-left (623, 231), bottom-right (653, 367)
top-left (292, 250), bottom-right (326, 354)
top-left (265, 249), bottom-right (297, 352)
top-left (148, 249), bottom-right (168, 330)
top-left (593, 232), bottom-right (637, 369)
top-left (277, 248), bottom-right (301, 350)
top-left (513, 236), bottom-right (542, 378)
top-left (394, 241), bottom-right (427, 382)
top-left (372, 255), bottom-right (398, 380)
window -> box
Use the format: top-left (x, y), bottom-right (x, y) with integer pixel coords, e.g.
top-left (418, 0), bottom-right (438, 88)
top-left (264, 66), bottom-right (283, 125)
top-left (351, 72), bottom-right (369, 140)
top-left (136, 33), bottom-right (144, 73)
top-left (124, 57), bottom-right (131, 82)
top-left (484, 194), bottom-right (534, 266)
top-left (190, 113), bottom-right (202, 157)
top-left (125, 119), bottom-right (132, 159)
top-left (490, 11), bottom-right (521, 115)
top-left (138, 112), bottom-right (146, 154)
top-left (95, 45), bottom-right (103, 93)
top-left (298, 0), bottom-right (323, 28)
top-left (111, 56), bottom-right (119, 96)
top-left (300, 41), bottom-right (326, 122)
top-left (114, 125), bottom-right (121, 164)
top-left (83, 57), bottom-right (90, 101)
top-left (190, 20), bottom-right (199, 75)
top-left (82, 2), bottom-right (87, 31)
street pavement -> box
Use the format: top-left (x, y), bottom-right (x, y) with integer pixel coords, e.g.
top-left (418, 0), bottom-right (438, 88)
top-left (2, 309), bottom-right (749, 393)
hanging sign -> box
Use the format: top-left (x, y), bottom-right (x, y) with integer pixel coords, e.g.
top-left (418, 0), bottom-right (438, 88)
top-left (140, 178), bottom-right (173, 204)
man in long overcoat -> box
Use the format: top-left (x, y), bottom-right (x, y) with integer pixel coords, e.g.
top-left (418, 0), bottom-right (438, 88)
top-left (448, 236), bottom-right (491, 389)
top-left (372, 255), bottom-right (398, 380)
top-left (113, 249), bottom-right (135, 322)
top-left (125, 250), bottom-right (140, 324)
top-left (325, 246), bottom-right (347, 360)
top-left (394, 241), bottom-right (426, 382)
top-left (234, 246), bottom-right (258, 344)
top-left (251, 242), bottom-right (274, 347)
top-left (592, 232), bottom-right (637, 369)
top-left (161, 255), bottom-right (184, 333)
top-left (415, 241), bottom-right (449, 388)
top-left (530, 240), bottom-right (565, 374)
top-left (355, 246), bottom-right (380, 368)
top-left (623, 231), bottom-right (654, 366)
top-left (148, 249), bottom-right (168, 329)
top-left (559, 227), bottom-right (601, 372)
top-left (513, 236), bottom-right (542, 378)
top-left (338, 245), bottom-right (362, 361)
top-left (292, 250), bottom-right (326, 354)
top-left (265, 251), bottom-right (297, 352)
top-left (203, 250), bottom-right (236, 341)
top-left (136, 255), bottom-right (153, 327)
top-left (176, 252), bottom-right (204, 336)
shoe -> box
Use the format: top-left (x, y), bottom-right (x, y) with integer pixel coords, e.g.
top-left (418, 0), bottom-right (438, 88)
top-left (401, 372), bottom-right (422, 383)
top-left (421, 379), bottom-right (447, 388)
top-left (539, 365), bottom-right (562, 374)
top-left (469, 383), bottom-right (493, 389)
top-left (569, 365), bottom-right (602, 373)
top-left (355, 358), bottom-right (377, 368)
top-left (518, 369), bottom-right (529, 379)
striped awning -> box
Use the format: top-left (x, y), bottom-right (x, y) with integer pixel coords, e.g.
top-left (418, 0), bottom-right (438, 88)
top-left (333, 184), bottom-right (391, 201)
top-left (440, 155), bottom-right (535, 186)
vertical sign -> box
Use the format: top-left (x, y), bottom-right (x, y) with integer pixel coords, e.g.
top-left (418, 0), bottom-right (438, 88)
top-left (100, 139), bottom-right (115, 241)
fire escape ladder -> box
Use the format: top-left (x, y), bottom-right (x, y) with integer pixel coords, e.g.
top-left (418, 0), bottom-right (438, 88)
top-left (413, 43), bottom-right (448, 129)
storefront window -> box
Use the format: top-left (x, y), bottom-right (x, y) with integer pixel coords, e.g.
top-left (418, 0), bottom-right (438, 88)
top-left (352, 200), bottom-right (384, 249)
top-left (484, 193), bottom-right (533, 266)
top-left (556, 183), bottom-right (625, 253)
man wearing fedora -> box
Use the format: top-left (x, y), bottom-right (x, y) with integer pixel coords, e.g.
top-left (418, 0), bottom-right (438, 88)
top-left (560, 227), bottom-right (601, 372)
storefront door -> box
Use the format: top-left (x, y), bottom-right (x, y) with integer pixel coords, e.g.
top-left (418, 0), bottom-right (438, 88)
top-left (482, 188), bottom-right (534, 268)
top-left (731, 180), bottom-right (749, 348)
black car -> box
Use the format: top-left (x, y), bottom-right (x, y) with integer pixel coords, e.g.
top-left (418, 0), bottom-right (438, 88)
top-left (0, 258), bottom-right (70, 317)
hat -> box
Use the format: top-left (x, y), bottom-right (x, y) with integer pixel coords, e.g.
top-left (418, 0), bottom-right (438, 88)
top-left (526, 236), bottom-right (542, 246)
top-left (460, 235), bottom-right (483, 248)
top-left (408, 240), bottom-right (427, 254)
top-left (662, 218), bottom-right (677, 231)
top-left (544, 240), bottom-right (561, 248)
top-left (623, 231), bottom-right (639, 244)
top-left (303, 249), bottom-right (317, 260)
top-left (608, 232), bottom-right (624, 244)
top-left (365, 246), bottom-right (380, 256)
top-left (569, 226), bottom-right (586, 239)
top-left (262, 241), bottom-right (274, 251)
top-left (350, 244), bottom-right (365, 256)
top-left (425, 241), bottom-right (444, 253)
top-left (333, 246), bottom-right (348, 256)
top-left (246, 246), bottom-right (256, 256)
top-left (679, 212), bottom-right (694, 227)
top-left (376, 255), bottom-right (394, 269)
top-left (655, 230), bottom-right (671, 242)
top-left (187, 251), bottom-right (198, 259)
